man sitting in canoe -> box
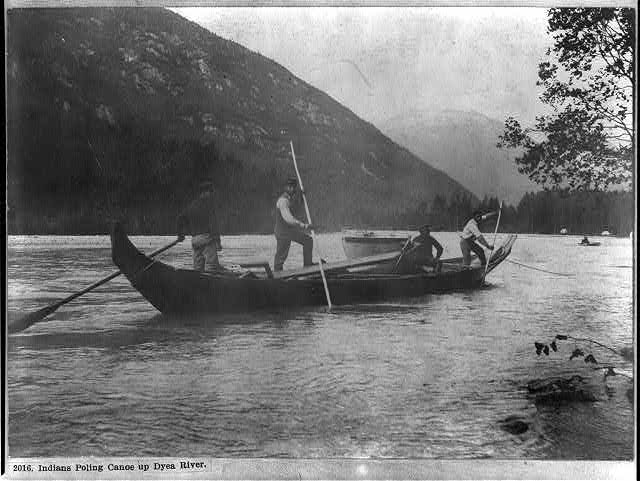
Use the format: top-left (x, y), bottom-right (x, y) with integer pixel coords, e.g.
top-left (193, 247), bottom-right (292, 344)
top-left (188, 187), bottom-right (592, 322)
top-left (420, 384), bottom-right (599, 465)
top-left (177, 180), bottom-right (223, 272)
top-left (397, 224), bottom-right (443, 273)
top-left (460, 210), bottom-right (496, 268)
top-left (274, 177), bottom-right (313, 271)
top-left (580, 236), bottom-right (590, 245)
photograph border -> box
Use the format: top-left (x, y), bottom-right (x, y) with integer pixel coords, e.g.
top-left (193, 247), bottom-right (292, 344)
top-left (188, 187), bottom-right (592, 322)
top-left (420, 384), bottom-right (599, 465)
top-left (3, 0), bottom-right (636, 479)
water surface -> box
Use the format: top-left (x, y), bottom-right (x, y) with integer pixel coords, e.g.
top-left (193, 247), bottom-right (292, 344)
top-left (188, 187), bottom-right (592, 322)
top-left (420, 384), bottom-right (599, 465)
top-left (7, 233), bottom-right (635, 459)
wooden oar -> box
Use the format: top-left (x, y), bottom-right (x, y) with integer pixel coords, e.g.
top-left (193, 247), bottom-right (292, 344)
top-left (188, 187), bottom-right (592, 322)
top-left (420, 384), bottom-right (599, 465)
top-left (290, 141), bottom-right (332, 309)
top-left (8, 238), bottom-right (182, 334)
top-left (392, 237), bottom-right (413, 273)
top-left (482, 201), bottom-right (503, 283)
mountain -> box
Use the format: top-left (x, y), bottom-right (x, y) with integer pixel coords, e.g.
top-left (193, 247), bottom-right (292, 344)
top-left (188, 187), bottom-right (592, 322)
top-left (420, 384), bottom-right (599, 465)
top-left (379, 110), bottom-right (540, 205)
top-left (6, 8), bottom-right (473, 234)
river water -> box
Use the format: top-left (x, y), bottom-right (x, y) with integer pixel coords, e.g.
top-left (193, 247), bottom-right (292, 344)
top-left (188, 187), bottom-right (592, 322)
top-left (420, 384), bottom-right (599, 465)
top-left (6, 233), bottom-right (635, 459)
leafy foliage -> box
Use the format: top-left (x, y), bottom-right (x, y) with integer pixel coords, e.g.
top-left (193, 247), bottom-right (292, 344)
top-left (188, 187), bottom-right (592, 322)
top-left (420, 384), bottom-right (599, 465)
top-left (535, 334), bottom-right (633, 383)
top-left (498, 8), bottom-right (634, 191)
top-left (584, 354), bottom-right (598, 364)
top-left (569, 348), bottom-right (585, 360)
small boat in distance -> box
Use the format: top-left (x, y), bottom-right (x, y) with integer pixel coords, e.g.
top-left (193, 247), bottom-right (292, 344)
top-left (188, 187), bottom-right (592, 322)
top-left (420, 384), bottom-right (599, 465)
top-left (342, 229), bottom-right (413, 259)
top-left (111, 223), bottom-right (516, 316)
top-left (579, 236), bottom-right (601, 246)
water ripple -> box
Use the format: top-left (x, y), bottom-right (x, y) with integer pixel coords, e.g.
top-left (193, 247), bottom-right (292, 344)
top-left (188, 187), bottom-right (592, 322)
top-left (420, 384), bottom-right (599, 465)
top-left (6, 234), bottom-right (634, 459)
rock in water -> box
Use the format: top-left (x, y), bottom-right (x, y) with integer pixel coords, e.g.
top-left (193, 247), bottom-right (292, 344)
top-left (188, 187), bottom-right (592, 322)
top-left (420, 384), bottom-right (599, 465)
top-left (499, 415), bottom-right (529, 435)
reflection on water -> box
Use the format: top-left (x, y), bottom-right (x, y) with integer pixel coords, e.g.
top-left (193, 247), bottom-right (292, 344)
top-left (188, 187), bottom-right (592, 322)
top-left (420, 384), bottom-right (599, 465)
top-left (6, 234), bottom-right (635, 459)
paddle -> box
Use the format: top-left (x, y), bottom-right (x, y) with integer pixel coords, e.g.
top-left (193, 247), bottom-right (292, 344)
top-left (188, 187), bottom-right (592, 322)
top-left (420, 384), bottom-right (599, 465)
top-left (8, 238), bottom-right (182, 334)
top-left (392, 237), bottom-right (413, 273)
top-left (290, 141), bottom-right (332, 309)
top-left (482, 201), bottom-right (503, 283)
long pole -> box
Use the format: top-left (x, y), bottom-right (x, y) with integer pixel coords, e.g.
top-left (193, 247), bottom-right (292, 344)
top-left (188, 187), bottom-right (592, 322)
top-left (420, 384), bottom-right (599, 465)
top-left (290, 141), bottom-right (332, 309)
top-left (8, 238), bottom-right (182, 334)
top-left (482, 201), bottom-right (503, 283)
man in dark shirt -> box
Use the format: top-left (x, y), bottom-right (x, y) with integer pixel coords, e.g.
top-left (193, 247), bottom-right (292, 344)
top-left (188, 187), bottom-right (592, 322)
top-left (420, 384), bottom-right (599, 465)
top-left (398, 224), bottom-right (443, 273)
top-left (273, 177), bottom-right (313, 271)
top-left (177, 181), bottom-right (222, 272)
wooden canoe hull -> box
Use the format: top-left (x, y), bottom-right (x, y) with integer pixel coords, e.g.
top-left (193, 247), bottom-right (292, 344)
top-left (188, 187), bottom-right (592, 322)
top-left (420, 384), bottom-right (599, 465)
top-left (111, 224), bottom-right (516, 315)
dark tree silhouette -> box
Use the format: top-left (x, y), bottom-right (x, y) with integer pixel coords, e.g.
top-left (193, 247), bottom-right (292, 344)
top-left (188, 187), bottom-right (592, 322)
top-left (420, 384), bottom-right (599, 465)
top-left (498, 8), bottom-right (634, 191)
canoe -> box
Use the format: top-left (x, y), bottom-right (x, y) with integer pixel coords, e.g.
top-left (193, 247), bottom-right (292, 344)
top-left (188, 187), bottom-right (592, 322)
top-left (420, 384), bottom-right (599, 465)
top-left (111, 223), bottom-right (517, 315)
top-left (342, 229), bottom-right (412, 259)
top-left (578, 242), bottom-right (601, 246)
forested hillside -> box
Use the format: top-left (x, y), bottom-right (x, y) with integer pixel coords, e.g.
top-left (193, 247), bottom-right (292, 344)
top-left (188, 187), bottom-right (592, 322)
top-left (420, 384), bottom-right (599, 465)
top-left (6, 8), bottom-right (471, 234)
top-left (396, 190), bottom-right (634, 236)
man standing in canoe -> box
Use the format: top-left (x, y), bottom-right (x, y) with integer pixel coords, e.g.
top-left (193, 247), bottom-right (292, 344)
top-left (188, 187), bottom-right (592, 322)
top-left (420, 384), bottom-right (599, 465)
top-left (177, 180), bottom-right (223, 272)
top-left (460, 210), bottom-right (496, 268)
top-left (274, 177), bottom-right (313, 271)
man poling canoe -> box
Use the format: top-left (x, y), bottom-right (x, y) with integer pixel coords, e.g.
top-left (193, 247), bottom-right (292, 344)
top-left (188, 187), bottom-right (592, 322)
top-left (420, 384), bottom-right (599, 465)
top-left (273, 176), bottom-right (314, 272)
top-left (460, 210), bottom-right (498, 268)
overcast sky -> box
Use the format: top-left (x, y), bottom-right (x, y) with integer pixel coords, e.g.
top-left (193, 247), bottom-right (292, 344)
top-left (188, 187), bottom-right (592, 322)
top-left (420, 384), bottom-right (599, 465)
top-left (173, 7), bottom-right (553, 127)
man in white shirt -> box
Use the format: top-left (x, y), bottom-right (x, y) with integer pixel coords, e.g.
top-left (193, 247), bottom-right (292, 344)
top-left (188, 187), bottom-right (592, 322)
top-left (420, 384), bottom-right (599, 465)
top-left (460, 210), bottom-right (496, 267)
top-left (273, 177), bottom-right (313, 271)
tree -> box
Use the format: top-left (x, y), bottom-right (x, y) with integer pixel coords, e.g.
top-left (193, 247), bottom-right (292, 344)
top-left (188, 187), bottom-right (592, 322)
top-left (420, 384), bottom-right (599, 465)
top-left (498, 8), bottom-right (634, 191)
top-left (429, 194), bottom-right (448, 229)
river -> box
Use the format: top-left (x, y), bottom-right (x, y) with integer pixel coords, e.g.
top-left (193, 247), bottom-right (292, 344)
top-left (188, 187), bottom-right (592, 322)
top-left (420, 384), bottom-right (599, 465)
top-left (6, 232), bottom-right (635, 459)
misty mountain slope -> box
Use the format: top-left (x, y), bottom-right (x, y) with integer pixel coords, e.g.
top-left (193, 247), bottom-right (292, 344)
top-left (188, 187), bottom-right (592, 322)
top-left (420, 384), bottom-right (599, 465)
top-left (380, 110), bottom-right (539, 205)
top-left (7, 8), bottom-right (473, 234)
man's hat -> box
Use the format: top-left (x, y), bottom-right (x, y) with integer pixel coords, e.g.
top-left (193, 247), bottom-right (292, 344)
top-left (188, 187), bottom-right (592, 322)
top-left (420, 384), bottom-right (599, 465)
top-left (472, 210), bottom-right (483, 219)
top-left (419, 223), bottom-right (431, 231)
top-left (199, 180), bottom-right (214, 191)
top-left (286, 177), bottom-right (298, 187)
